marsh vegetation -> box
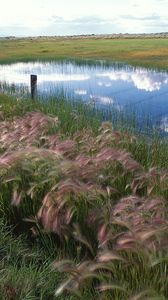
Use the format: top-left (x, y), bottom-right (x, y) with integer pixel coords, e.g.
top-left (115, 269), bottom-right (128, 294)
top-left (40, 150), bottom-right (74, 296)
top-left (1, 93), bottom-right (168, 299)
top-left (0, 37), bottom-right (168, 70)
top-left (0, 36), bottom-right (168, 299)
top-left (1, 59), bottom-right (168, 134)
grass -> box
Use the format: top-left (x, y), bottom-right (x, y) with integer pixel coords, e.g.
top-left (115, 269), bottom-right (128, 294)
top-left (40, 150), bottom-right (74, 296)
top-left (0, 93), bottom-right (101, 299)
top-left (0, 93), bottom-right (101, 135)
top-left (0, 220), bottom-right (58, 300)
top-left (0, 38), bottom-right (168, 70)
top-left (1, 92), bottom-right (168, 299)
top-left (0, 220), bottom-right (97, 300)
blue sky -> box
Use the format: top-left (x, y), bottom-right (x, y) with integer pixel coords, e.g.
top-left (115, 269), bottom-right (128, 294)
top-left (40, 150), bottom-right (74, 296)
top-left (0, 0), bottom-right (167, 36)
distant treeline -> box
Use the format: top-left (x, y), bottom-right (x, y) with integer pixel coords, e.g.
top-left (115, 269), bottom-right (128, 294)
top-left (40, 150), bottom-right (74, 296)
top-left (1, 32), bottom-right (168, 40)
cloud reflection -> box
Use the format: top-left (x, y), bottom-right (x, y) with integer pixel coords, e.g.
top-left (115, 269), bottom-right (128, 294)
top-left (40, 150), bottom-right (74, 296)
top-left (160, 116), bottom-right (168, 132)
top-left (90, 94), bottom-right (113, 104)
top-left (0, 63), bottom-right (90, 85)
top-left (1, 62), bottom-right (168, 94)
top-left (97, 69), bottom-right (168, 92)
top-left (0, 73), bottom-right (90, 85)
top-left (75, 89), bottom-right (87, 95)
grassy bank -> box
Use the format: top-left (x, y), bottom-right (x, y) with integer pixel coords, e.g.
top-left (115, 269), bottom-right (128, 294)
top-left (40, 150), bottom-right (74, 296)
top-left (0, 38), bottom-right (168, 70)
top-left (1, 93), bottom-right (168, 299)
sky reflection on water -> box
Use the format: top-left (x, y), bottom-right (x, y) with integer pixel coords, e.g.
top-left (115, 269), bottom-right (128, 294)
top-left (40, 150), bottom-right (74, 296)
top-left (0, 60), bottom-right (168, 132)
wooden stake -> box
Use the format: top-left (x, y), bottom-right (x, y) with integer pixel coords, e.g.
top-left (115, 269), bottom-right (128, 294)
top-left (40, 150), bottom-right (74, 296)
top-left (30, 74), bottom-right (37, 99)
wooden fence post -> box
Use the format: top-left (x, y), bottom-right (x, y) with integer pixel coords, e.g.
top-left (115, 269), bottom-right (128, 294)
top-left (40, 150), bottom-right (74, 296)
top-left (30, 74), bottom-right (37, 99)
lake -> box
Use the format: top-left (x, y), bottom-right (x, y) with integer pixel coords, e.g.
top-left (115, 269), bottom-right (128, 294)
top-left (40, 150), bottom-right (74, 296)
top-left (0, 60), bottom-right (168, 132)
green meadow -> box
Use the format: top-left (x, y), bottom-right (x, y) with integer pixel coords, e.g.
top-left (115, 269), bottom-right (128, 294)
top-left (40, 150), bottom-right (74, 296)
top-left (0, 37), bottom-right (168, 69)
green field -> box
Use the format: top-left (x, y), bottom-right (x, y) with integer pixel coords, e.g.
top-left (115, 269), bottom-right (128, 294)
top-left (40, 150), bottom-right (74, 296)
top-left (0, 37), bottom-right (168, 69)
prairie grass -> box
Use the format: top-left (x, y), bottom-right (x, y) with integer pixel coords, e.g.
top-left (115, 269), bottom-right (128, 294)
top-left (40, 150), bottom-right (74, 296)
top-left (1, 93), bottom-right (168, 299)
top-left (0, 38), bottom-right (168, 70)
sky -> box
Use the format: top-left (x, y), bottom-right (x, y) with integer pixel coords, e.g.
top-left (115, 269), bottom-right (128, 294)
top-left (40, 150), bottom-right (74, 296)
top-left (0, 0), bottom-right (167, 37)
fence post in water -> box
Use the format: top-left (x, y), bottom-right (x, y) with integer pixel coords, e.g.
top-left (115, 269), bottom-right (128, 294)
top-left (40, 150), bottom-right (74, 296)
top-left (30, 74), bottom-right (37, 99)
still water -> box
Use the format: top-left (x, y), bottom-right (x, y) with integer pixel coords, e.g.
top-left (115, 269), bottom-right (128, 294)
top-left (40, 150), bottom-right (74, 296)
top-left (0, 60), bottom-right (168, 132)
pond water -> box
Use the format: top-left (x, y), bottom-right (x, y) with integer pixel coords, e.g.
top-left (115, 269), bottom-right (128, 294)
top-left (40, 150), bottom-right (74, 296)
top-left (0, 60), bottom-right (168, 132)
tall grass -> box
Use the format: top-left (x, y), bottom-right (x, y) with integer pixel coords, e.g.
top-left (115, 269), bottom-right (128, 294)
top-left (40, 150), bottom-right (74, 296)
top-left (1, 93), bottom-right (168, 299)
top-left (0, 93), bottom-right (101, 134)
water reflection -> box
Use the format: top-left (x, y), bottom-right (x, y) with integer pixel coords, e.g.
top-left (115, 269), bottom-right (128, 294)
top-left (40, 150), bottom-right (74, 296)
top-left (75, 90), bottom-right (87, 95)
top-left (0, 60), bottom-right (168, 132)
top-left (97, 70), bottom-right (168, 92)
top-left (160, 117), bottom-right (168, 133)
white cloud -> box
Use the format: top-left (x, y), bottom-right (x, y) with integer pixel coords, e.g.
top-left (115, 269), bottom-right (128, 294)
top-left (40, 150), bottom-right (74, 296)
top-left (99, 96), bottom-right (114, 104)
top-left (90, 94), bottom-right (114, 104)
top-left (75, 89), bottom-right (87, 95)
top-left (97, 69), bottom-right (168, 92)
top-left (39, 74), bottom-right (90, 82)
top-left (97, 82), bottom-right (112, 87)
top-left (0, 0), bottom-right (167, 36)
top-left (0, 62), bottom-right (90, 84)
top-left (131, 73), bottom-right (162, 91)
top-left (160, 116), bottom-right (168, 132)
